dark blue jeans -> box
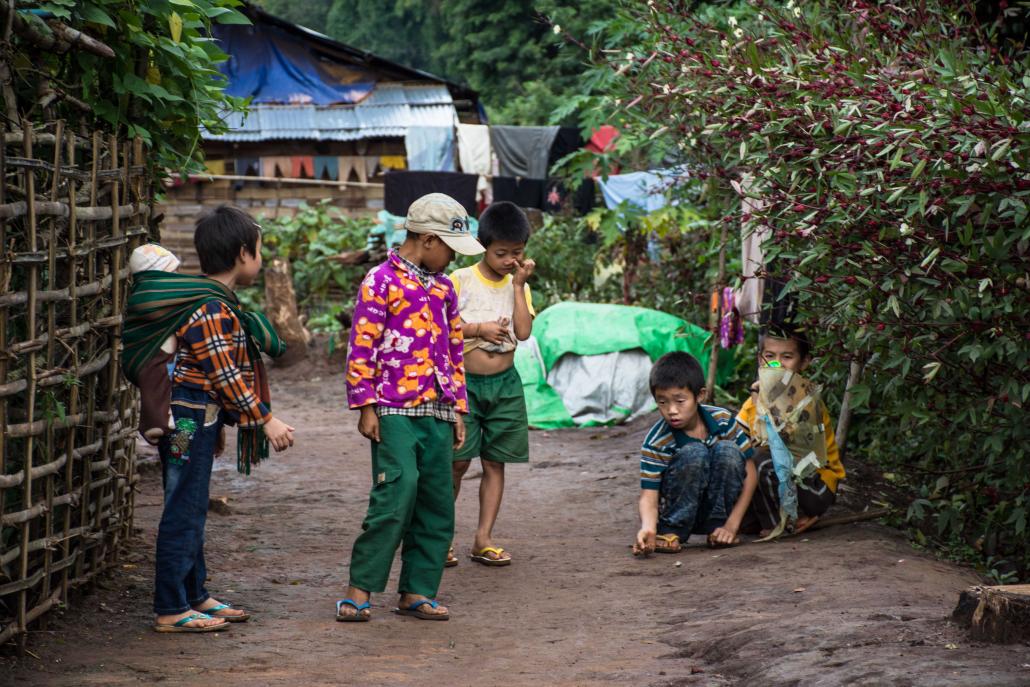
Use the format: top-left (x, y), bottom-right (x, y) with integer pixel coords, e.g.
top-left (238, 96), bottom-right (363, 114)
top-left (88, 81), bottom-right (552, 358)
top-left (658, 440), bottom-right (746, 538)
top-left (153, 386), bottom-right (225, 615)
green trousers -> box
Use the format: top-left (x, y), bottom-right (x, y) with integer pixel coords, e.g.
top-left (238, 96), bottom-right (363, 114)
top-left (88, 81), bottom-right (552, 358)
top-left (348, 414), bottom-right (455, 597)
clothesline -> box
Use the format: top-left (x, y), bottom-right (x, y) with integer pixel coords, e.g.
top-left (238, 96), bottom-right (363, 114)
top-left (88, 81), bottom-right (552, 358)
top-left (185, 173), bottom-right (384, 188)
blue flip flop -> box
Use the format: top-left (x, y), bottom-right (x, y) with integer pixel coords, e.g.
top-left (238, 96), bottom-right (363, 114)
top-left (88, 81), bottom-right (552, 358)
top-left (336, 598), bottom-right (371, 622)
top-left (153, 612), bottom-right (229, 633)
top-left (393, 599), bottom-right (449, 621)
top-left (195, 602), bottom-right (250, 623)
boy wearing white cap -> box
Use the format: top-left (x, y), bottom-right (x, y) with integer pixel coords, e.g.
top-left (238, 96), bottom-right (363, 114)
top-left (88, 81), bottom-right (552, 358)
top-left (337, 193), bottom-right (484, 622)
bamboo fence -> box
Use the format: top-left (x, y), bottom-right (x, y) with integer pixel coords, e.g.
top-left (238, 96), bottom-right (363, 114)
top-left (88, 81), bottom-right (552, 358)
top-left (0, 120), bottom-right (149, 648)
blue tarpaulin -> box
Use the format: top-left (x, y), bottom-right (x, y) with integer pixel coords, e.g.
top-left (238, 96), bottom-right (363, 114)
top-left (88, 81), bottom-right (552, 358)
top-left (213, 22), bottom-right (376, 106)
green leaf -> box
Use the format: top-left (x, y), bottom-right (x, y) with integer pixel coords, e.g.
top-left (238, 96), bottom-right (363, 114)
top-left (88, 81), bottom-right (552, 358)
top-left (80, 4), bottom-right (117, 28)
top-left (910, 157), bottom-right (926, 180)
top-left (211, 8), bottom-right (252, 25)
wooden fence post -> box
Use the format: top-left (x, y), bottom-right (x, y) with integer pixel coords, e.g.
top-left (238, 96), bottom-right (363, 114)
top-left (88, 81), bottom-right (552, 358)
top-left (705, 223), bottom-right (729, 402)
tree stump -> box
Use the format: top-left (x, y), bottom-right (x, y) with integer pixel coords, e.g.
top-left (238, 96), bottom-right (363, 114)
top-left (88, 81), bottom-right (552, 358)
top-left (953, 585), bottom-right (1030, 644)
top-left (263, 257), bottom-right (309, 368)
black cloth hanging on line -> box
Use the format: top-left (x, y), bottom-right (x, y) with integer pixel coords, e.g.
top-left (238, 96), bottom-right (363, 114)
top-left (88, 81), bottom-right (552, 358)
top-left (384, 171), bottom-right (479, 217)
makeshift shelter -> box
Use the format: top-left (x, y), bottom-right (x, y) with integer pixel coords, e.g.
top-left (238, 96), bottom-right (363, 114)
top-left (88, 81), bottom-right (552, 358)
top-left (514, 303), bottom-right (735, 429)
top-left (158, 2), bottom-right (482, 273)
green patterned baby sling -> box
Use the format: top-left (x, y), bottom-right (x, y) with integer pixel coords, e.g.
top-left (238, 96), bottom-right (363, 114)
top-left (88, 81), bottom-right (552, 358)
top-left (122, 271), bottom-right (286, 474)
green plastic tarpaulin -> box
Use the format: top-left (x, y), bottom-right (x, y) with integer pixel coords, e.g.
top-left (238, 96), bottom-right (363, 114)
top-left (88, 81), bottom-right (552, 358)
top-left (514, 302), bottom-right (735, 429)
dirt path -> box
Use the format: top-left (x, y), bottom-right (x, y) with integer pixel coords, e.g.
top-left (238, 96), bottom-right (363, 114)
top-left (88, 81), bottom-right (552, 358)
top-left (5, 366), bottom-right (1029, 686)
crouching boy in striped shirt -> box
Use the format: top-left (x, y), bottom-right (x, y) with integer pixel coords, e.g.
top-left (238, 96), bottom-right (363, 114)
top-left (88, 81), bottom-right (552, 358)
top-left (633, 352), bottom-right (757, 555)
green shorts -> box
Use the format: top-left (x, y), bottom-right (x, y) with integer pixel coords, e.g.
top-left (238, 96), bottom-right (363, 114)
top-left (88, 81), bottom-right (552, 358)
top-left (454, 366), bottom-right (529, 463)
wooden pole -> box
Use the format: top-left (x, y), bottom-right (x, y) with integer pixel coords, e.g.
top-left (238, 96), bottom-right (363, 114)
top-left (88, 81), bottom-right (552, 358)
top-left (705, 222), bottom-right (729, 402)
top-left (835, 358), bottom-right (864, 455)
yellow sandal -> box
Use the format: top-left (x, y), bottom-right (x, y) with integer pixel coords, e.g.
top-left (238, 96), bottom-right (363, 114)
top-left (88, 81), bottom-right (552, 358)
top-left (655, 533), bottom-right (682, 553)
top-left (470, 546), bottom-right (512, 567)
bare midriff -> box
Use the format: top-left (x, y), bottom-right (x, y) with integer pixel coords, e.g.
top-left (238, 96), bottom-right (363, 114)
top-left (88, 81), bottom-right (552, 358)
top-left (464, 347), bottom-right (515, 377)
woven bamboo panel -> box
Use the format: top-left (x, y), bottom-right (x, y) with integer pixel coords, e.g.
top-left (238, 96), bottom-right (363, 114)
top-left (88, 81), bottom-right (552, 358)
top-left (0, 121), bottom-right (149, 647)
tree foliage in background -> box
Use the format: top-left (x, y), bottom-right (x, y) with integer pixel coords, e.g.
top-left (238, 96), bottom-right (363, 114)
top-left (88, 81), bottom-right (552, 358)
top-left (239, 202), bottom-right (373, 334)
top-left (572, 0), bottom-right (1030, 580)
top-left (14, 0), bottom-right (248, 176)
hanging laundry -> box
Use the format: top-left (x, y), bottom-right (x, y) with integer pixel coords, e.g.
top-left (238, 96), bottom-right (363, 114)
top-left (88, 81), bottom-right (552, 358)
top-left (585, 125), bottom-right (621, 177)
top-left (290, 156), bottom-right (314, 178)
top-left (405, 126), bottom-right (456, 172)
top-left (338, 156), bottom-right (363, 183)
top-left (313, 156), bottom-right (339, 181)
top-left (547, 127), bottom-right (584, 168)
top-left (585, 125), bottom-right (619, 154)
top-left (203, 159), bottom-right (226, 175)
top-left (383, 171), bottom-right (478, 216)
top-left (457, 123), bottom-right (494, 208)
top-left (718, 287), bottom-right (745, 349)
top-left (542, 178), bottom-right (596, 215)
top-left (260, 156), bottom-right (291, 178)
top-left (363, 156), bottom-right (381, 180)
top-left (379, 155), bottom-right (407, 170)
top-left (492, 176), bottom-right (546, 210)
top-left (490, 126), bottom-right (560, 179)
top-left (457, 124), bottom-right (493, 176)
top-left (597, 167), bottom-right (688, 213)
top-left (234, 156), bottom-right (260, 176)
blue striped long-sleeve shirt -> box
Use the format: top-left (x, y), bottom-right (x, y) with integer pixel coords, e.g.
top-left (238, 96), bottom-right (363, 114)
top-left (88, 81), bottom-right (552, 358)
top-left (639, 405), bottom-right (754, 490)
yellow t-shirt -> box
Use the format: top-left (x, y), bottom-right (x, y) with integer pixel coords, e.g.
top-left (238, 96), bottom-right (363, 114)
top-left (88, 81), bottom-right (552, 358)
top-left (450, 264), bottom-right (535, 355)
top-left (736, 396), bottom-right (845, 492)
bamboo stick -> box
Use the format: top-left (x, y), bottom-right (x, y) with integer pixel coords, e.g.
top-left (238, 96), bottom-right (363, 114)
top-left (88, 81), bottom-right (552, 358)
top-left (705, 222), bottom-right (729, 401)
top-left (17, 116), bottom-right (37, 654)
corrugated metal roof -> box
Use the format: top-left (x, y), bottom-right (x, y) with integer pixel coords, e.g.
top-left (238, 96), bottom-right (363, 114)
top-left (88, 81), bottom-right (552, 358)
top-left (203, 82), bottom-right (456, 142)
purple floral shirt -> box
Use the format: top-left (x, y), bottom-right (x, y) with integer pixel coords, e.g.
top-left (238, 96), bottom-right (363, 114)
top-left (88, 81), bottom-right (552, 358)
top-left (346, 251), bottom-right (468, 413)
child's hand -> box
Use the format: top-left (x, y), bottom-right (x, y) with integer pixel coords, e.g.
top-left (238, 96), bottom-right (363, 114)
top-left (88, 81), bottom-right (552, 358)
top-left (358, 406), bottom-right (380, 443)
top-left (477, 320), bottom-right (511, 345)
top-left (709, 525), bottom-right (739, 546)
top-left (453, 415), bottom-right (466, 450)
top-left (263, 417), bottom-right (295, 452)
top-left (512, 258), bottom-right (536, 286)
top-left (633, 528), bottom-right (657, 556)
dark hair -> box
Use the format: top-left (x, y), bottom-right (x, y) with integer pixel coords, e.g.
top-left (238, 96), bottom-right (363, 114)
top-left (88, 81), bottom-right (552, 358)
top-left (478, 201), bottom-right (530, 247)
top-left (759, 323), bottom-right (812, 359)
top-left (194, 205), bottom-right (261, 275)
top-left (649, 351), bottom-right (705, 396)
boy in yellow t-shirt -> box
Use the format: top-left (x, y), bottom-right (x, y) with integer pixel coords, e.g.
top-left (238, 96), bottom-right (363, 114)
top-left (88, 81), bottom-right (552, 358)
top-left (736, 325), bottom-right (846, 535)
top-left (448, 201), bottom-right (535, 567)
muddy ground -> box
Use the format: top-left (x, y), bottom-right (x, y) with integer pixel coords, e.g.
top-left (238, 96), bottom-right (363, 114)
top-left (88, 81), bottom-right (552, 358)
top-left (4, 362), bottom-right (1029, 686)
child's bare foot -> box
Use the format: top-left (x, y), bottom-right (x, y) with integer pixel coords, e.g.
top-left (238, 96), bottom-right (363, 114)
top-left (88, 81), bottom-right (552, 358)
top-left (192, 597), bottom-right (250, 621)
top-left (397, 593), bottom-right (449, 619)
top-left (154, 610), bottom-right (227, 631)
top-left (336, 586), bottom-right (371, 620)
top-left (794, 515), bottom-right (819, 534)
top-left (471, 538), bottom-right (511, 565)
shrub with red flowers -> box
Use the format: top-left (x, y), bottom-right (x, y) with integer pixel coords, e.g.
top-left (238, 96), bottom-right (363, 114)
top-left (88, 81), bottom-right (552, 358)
top-left (561, 0), bottom-right (1030, 580)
